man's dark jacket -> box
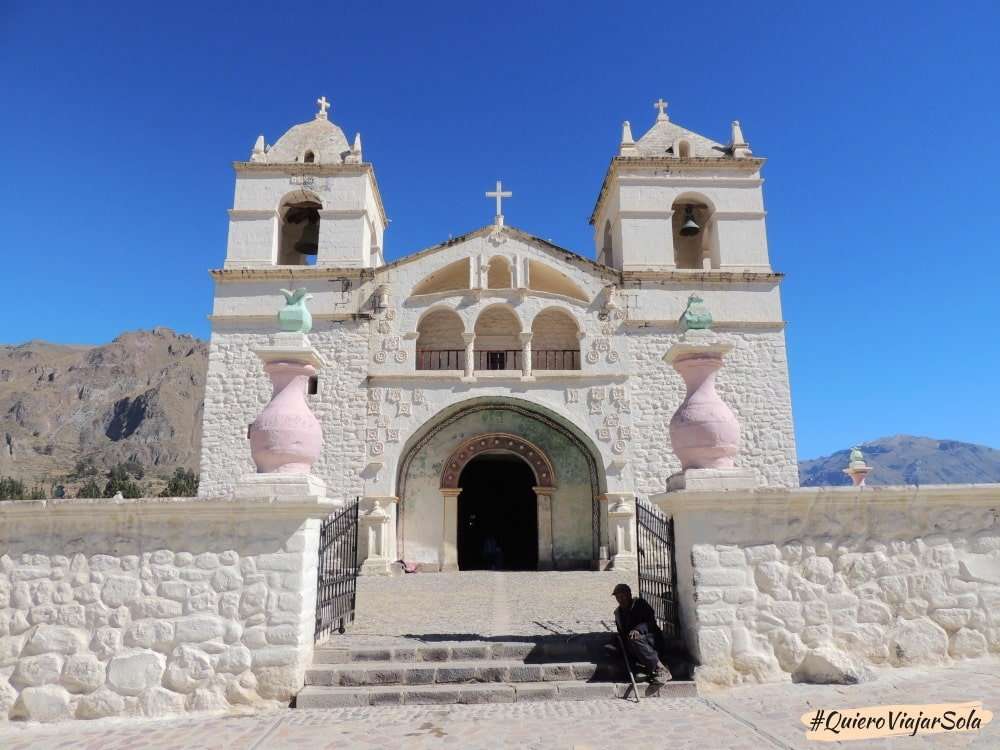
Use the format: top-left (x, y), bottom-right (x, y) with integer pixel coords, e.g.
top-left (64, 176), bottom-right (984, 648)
top-left (614, 597), bottom-right (663, 643)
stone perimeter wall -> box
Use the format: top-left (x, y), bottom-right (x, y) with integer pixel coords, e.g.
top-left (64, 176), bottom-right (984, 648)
top-left (0, 497), bottom-right (327, 722)
top-left (658, 486), bottom-right (1000, 689)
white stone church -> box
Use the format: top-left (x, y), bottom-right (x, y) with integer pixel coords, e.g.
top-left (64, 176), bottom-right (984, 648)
top-left (199, 97), bottom-right (798, 574)
top-left (3, 96), bottom-right (997, 723)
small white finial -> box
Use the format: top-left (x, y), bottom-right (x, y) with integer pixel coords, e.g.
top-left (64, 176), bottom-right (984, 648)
top-left (251, 134), bottom-right (266, 161)
top-left (621, 121), bottom-right (634, 145)
top-left (316, 95), bottom-right (330, 119)
top-left (619, 121), bottom-right (638, 156)
top-left (654, 98), bottom-right (669, 121)
top-left (730, 120), bottom-right (752, 158)
top-left (352, 132), bottom-right (362, 157)
top-left (485, 179), bottom-right (512, 226)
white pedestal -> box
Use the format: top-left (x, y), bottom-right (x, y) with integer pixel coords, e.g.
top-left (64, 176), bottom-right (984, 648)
top-left (665, 467), bottom-right (757, 492)
top-left (234, 473), bottom-right (332, 500)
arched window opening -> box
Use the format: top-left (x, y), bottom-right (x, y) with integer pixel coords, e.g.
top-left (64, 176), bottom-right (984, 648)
top-left (671, 197), bottom-right (714, 269)
top-left (677, 140), bottom-right (692, 158)
top-left (527, 261), bottom-right (589, 302)
top-left (487, 256), bottom-right (513, 289)
top-left (303, 150), bottom-right (316, 163)
top-left (474, 306), bottom-right (522, 371)
top-left (531, 308), bottom-right (581, 370)
top-left (416, 309), bottom-right (465, 370)
top-left (412, 258), bottom-right (471, 295)
top-left (278, 196), bottom-right (321, 265)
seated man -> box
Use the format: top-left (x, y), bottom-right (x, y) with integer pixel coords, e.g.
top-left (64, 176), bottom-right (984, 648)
top-left (612, 583), bottom-right (672, 684)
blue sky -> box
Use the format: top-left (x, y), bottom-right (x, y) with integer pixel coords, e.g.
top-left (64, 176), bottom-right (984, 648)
top-left (2, 1), bottom-right (998, 460)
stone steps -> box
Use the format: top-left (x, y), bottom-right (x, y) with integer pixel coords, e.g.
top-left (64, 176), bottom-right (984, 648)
top-left (305, 659), bottom-right (623, 686)
top-left (299, 636), bottom-right (696, 707)
top-left (296, 680), bottom-right (695, 707)
top-left (311, 641), bottom-right (591, 664)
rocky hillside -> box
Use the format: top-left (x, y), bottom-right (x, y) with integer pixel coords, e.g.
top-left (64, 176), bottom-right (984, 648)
top-left (799, 435), bottom-right (1000, 487)
top-left (0, 328), bottom-right (207, 492)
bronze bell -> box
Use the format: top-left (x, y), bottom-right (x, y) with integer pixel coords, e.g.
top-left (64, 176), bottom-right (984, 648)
top-left (294, 220), bottom-right (319, 255)
top-left (679, 206), bottom-right (700, 237)
top-left (286, 202), bottom-right (320, 255)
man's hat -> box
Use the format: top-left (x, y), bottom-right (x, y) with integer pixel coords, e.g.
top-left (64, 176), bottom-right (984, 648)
top-left (612, 583), bottom-right (632, 597)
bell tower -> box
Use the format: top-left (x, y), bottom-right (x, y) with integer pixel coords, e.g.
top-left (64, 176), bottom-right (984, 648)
top-left (223, 97), bottom-right (388, 269)
top-left (591, 100), bottom-right (770, 272)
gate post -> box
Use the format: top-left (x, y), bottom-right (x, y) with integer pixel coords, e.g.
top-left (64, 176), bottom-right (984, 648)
top-left (359, 497), bottom-right (397, 575)
top-left (604, 492), bottom-right (638, 571)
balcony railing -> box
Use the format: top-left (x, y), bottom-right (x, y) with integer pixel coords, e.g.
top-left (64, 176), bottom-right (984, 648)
top-left (415, 349), bottom-right (581, 371)
top-left (416, 349), bottom-right (464, 371)
top-left (533, 349), bottom-right (580, 370)
top-left (474, 350), bottom-right (522, 371)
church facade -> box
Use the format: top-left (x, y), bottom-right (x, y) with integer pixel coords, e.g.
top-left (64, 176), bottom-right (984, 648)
top-left (199, 98), bottom-right (798, 574)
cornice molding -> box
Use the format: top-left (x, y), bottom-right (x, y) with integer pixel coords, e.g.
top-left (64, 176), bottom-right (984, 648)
top-left (210, 267), bottom-right (375, 282)
top-left (621, 270), bottom-right (783, 283)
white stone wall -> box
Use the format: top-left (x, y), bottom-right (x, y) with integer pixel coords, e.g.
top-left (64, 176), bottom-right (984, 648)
top-left (657, 486), bottom-right (1000, 689)
top-left (0, 496), bottom-right (329, 722)
top-left (630, 327), bottom-right (799, 492)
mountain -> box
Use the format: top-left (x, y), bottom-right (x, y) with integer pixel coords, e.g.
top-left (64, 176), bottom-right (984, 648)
top-left (798, 435), bottom-right (1000, 487)
top-left (0, 328), bottom-right (207, 493)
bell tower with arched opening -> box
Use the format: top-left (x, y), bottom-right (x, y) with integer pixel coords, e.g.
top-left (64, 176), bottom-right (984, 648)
top-left (223, 96), bottom-right (387, 269)
top-left (591, 100), bottom-right (768, 272)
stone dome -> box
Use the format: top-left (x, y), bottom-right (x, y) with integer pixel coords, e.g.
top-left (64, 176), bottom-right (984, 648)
top-left (260, 115), bottom-right (351, 165)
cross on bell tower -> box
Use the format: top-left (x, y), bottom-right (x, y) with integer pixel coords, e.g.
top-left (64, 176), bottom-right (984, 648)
top-left (654, 98), bottom-right (669, 121)
top-left (316, 95), bottom-right (330, 120)
top-left (485, 180), bottom-right (512, 227)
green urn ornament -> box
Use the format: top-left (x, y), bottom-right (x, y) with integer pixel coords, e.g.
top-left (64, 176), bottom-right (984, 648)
top-left (680, 294), bottom-right (713, 331)
top-left (278, 288), bottom-right (314, 333)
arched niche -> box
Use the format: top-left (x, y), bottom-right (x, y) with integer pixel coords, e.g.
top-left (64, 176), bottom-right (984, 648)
top-left (487, 256), bottom-right (513, 289)
top-left (527, 261), bottom-right (589, 302)
top-left (412, 258), bottom-right (471, 295)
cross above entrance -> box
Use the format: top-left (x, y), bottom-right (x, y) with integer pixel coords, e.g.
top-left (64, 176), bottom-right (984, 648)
top-left (316, 95), bottom-right (330, 119)
top-left (654, 98), bottom-right (669, 121)
top-left (486, 180), bottom-right (512, 226)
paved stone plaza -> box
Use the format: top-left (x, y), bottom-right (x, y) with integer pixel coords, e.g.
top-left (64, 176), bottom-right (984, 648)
top-left (349, 570), bottom-right (638, 638)
top-left (1, 658), bottom-right (997, 748)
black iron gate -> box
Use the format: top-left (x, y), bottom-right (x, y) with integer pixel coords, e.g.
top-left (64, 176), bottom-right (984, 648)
top-left (636, 498), bottom-right (680, 640)
top-left (315, 497), bottom-right (360, 640)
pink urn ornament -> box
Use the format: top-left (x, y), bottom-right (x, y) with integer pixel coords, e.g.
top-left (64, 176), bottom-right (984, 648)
top-left (663, 297), bottom-right (741, 470)
top-left (248, 301), bottom-right (327, 474)
top-left (250, 359), bottom-right (323, 473)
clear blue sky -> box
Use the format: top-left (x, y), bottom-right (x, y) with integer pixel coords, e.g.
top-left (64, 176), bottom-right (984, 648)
top-left (2, 1), bottom-right (998, 460)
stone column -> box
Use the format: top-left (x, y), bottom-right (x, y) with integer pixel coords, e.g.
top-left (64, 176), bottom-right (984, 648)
top-left (462, 333), bottom-right (476, 379)
top-left (604, 492), bottom-right (638, 571)
top-left (440, 488), bottom-right (462, 572)
top-left (519, 332), bottom-right (533, 378)
top-left (534, 486), bottom-right (555, 570)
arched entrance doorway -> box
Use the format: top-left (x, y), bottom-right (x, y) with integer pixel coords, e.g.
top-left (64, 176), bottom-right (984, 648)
top-left (397, 398), bottom-right (601, 572)
top-left (458, 454), bottom-right (537, 570)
